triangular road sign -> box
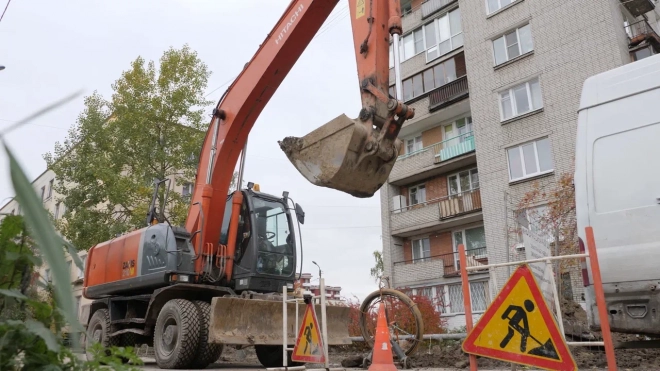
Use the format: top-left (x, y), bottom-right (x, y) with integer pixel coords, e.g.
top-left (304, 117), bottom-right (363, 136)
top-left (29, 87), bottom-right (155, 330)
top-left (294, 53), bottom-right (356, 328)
top-left (462, 264), bottom-right (577, 371)
top-left (292, 302), bottom-right (326, 363)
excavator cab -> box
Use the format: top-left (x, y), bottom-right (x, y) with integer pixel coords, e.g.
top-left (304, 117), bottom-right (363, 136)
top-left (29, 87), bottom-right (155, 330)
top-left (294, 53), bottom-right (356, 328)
top-left (223, 185), bottom-right (299, 293)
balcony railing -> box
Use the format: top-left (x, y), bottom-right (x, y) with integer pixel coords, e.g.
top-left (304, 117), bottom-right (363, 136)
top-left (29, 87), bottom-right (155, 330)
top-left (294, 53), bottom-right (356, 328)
top-left (391, 188), bottom-right (482, 219)
top-left (421, 0), bottom-right (457, 18)
top-left (625, 20), bottom-right (660, 50)
top-left (398, 130), bottom-right (475, 163)
top-left (429, 75), bottom-right (469, 111)
top-left (393, 247), bottom-right (488, 277)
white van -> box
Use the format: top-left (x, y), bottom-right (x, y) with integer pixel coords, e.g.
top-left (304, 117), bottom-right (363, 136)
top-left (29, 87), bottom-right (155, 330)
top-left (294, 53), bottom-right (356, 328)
top-left (575, 53), bottom-right (660, 335)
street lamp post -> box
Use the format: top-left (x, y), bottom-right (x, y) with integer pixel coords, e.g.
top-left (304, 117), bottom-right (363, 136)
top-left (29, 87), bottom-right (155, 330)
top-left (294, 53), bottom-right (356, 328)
top-left (0, 66), bottom-right (5, 71)
top-left (312, 261), bottom-right (321, 280)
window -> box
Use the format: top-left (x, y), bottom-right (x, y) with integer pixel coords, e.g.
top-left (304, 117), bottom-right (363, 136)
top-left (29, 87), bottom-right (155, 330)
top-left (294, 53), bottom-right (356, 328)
top-left (412, 238), bottom-right (431, 262)
top-left (402, 53), bottom-right (463, 101)
top-left (499, 77), bottom-right (543, 121)
top-left (79, 254), bottom-right (87, 279)
top-left (506, 137), bottom-right (554, 181)
top-left (446, 281), bottom-right (490, 313)
top-left (406, 135), bottom-right (423, 154)
top-left (47, 179), bottom-right (54, 199)
top-left (487, 0), bottom-right (515, 14)
top-left (448, 168), bottom-right (479, 195)
top-left (55, 202), bottom-right (61, 219)
top-left (41, 186), bottom-right (45, 202)
top-left (493, 24), bottom-right (533, 65)
top-left (443, 116), bottom-right (473, 147)
top-left (409, 184), bottom-right (426, 206)
top-left (182, 183), bottom-right (193, 197)
top-left (633, 46), bottom-right (654, 61)
top-left (401, 28), bottom-right (425, 60)
top-left (424, 8), bottom-right (463, 62)
top-left (453, 226), bottom-right (486, 256)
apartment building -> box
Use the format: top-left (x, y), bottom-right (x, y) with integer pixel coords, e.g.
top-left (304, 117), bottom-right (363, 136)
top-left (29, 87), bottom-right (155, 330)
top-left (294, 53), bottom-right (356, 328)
top-left (381, 0), bottom-right (660, 330)
top-left (295, 272), bottom-right (344, 305)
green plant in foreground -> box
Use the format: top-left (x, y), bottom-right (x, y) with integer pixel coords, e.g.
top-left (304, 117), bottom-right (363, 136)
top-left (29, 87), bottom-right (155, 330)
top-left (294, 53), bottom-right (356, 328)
top-left (0, 94), bottom-right (142, 370)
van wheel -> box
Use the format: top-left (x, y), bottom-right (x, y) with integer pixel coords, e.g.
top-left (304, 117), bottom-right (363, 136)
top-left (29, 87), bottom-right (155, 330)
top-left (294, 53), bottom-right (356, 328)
top-left (255, 345), bottom-right (303, 368)
top-left (188, 300), bottom-right (224, 369)
top-left (153, 299), bottom-right (201, 369)
top-left (85, 308), bottom-right (120, 361)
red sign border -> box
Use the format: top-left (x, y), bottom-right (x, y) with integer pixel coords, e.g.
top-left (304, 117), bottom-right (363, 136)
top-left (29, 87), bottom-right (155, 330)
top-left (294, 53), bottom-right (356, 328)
top-left (462, 264), bottom-right (577, 371)
top-left (291, 302), bottom-right (326, 363)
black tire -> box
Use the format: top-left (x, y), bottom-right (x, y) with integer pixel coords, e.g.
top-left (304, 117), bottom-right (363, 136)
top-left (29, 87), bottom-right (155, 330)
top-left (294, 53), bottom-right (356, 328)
top-left (153, 299), bottom-right (201, 369)
top-left (85, 308), bottom-right (120, 362)
top-left (189, 300), bottom-right (224, 369)
top-left (255, 345), bottom-right (303, 368)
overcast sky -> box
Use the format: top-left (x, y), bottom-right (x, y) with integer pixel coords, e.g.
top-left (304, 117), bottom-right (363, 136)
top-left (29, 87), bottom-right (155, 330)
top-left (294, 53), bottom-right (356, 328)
top-left (0, 0), bottom-right (383, 301)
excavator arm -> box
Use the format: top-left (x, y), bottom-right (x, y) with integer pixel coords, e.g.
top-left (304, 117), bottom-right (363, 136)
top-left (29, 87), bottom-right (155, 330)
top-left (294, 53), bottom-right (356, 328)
top-left (186, 0), bottom-right (414, 277)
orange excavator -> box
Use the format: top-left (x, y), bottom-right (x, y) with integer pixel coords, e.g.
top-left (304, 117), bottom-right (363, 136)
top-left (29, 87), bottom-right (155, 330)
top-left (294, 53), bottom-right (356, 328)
top-left (80, 0), bottom-right (414, 369)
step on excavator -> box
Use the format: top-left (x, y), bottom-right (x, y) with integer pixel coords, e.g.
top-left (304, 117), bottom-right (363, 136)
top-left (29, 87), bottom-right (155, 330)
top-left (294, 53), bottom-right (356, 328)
top-left (80, 0), bottom-right (415, 369)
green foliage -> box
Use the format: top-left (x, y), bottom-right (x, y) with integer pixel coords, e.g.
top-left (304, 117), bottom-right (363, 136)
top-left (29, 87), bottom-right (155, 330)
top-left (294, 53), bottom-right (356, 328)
top-left (0, 95), bottom-right (142, 370)
top-left (44, 44), bottom-right (213, 251)
top-left (370, 250), bottom-right (384, 282)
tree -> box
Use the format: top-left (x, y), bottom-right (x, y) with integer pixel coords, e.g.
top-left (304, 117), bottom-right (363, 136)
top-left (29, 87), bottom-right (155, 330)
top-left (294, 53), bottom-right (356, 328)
top-left (370, 250), bottom-right (384, 282)
top-left (44, 45), bottom-right (215, 250)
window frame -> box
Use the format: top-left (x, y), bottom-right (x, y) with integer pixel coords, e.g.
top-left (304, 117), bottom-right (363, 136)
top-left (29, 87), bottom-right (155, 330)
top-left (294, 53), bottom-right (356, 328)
top-left (54, 202), bottom-right (60, 219)
top-left (447, 167), bottom-right (479, 195)
top-left (411, 237), bottom-right (431, 262)
top-left (424, 8), bottom-right (464, 63)
top-left (486, 0), bottom-right (517, 15)
top-left (41, 186), bottom-right (46, 202)
top-left (506, 137), bottom-right (554, 182)
top-left (492, 24), bottom-right (533, 66)
top-left (444, 280), bottom-right (490, 314)
top-left (406, 135), bottom-right (423, 154)
top-left (409, 183), bottom-right (427, 206)
top-left (401, 53), bottom-right (463, 102)
top-left (47, 179), bottom-right (54, 199)
top-left (452, 225), bottom-right (487, 262)
top-left (498, 77), bottom-right (543, 121)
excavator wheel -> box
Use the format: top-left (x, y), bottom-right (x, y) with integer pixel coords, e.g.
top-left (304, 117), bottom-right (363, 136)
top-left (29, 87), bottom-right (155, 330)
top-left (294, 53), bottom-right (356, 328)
top-left (255, 345), bottom-right (303, 368)
top-left (153, 299), bottom-right (201, 369)
top-left (188, 300), bottom-right (224, 369)
top-left (85, 308), bottom-right (121, 362)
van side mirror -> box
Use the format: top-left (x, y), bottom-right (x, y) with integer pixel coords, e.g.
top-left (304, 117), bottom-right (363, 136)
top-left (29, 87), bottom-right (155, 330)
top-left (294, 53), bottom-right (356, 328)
top-left (295, 203), bottom-right (305, 225)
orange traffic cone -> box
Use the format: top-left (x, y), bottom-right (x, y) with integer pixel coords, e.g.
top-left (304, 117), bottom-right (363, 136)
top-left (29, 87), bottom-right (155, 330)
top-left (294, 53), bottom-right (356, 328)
top-left (368, 303), bottom-right (398, 371)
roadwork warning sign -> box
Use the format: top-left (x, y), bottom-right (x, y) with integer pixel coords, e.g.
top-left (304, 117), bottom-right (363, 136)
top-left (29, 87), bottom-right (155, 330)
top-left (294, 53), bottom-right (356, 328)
top-left (292, 302), bottom-right (325, 363)
top-left (462, 264), bottom-right (577, 371)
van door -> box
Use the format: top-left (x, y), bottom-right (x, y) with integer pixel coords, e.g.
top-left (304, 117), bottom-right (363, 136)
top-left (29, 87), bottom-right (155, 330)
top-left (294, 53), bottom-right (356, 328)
top-left (585, 86), bottom-right (660, 285)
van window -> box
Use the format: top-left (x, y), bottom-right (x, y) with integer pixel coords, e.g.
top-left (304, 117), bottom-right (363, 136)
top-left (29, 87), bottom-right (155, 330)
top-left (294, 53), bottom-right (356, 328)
top-left (593, 122), bottom-right (660, 213)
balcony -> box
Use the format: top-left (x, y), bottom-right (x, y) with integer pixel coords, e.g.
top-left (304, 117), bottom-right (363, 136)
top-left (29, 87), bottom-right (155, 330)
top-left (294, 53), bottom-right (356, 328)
top-left (393, 247), bottom-right (488, 282)
top-left (620, 0), bottom-right (655, 17)
top-left (422, 0), bottom-right (457, 19)
top-left (626, 20), bottom-right (660, 51)
top-left (390, 189), bottom-right (482, 236)
top-left (390, 131), bottom-right (476, 184)
top-left (429, 75), bottom-right (469, 112)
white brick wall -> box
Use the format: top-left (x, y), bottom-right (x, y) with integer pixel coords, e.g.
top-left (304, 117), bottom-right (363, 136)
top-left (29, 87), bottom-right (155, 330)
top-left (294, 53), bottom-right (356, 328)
top-left (393, 259), bottom-right (446, 286)
top-left (458, 0), bottom-right (633, 289)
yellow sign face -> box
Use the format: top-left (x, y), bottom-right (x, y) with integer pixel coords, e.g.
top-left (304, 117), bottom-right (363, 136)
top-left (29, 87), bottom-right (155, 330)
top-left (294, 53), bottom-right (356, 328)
top-left (292, 303), bottom-right (325, 363)
top-left (463, 264), bottom-right (577, 371)
top-left (355, 0), bottom-right (365, 19)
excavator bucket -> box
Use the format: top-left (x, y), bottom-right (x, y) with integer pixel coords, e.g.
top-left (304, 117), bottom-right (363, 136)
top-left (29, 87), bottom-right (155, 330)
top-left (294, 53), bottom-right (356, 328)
top-left (208, 297), bottom-right (352, 346)
top-left (279, 114), bottom-right (401, 198)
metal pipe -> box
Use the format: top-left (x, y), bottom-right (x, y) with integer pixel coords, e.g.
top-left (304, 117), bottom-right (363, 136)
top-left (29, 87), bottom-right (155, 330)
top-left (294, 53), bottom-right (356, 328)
top-left (392, 34), bottom-right (403, 100)
top-left (567, 342), bottom-right (605, 347)
top-left (206, 118), bottom-right (220, 184)
top-left (237, 138), bottom-right (248, 191)
top-left (320, 278), bottom-right (329, 369)
top-left (282, 285), bottom-right (288, 368)
top-left (547, 259), bottom-right (565, 337)
top-left (466, 253), bottom-right (589, 271)
top-left (348, 333), bottom-right (467, 342)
